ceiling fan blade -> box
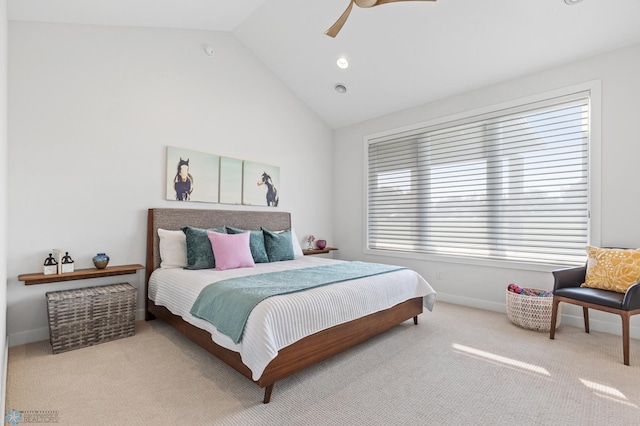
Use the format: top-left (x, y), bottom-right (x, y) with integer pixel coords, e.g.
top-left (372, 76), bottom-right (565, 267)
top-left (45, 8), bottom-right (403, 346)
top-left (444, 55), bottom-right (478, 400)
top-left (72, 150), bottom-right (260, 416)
top-left (373, 0), bottom-right (437, 6)
top-left (325, 0), bottom-right (355, 38)
top-left (326, 0), bottom-right (437, 37)
top-left (354, 0), bottom-right (378, 7)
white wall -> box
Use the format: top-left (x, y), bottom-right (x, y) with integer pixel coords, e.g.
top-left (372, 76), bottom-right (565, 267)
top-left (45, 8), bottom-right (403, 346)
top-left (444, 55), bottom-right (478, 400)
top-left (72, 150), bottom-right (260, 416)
top-left (7, 22), bottom-right (333, 345)
top-left (7, 22), bottom-right (639, 349)
top-left (333, 43), bottom-right (640, 338)
top-left (1, 0), bottom-right (8, 412)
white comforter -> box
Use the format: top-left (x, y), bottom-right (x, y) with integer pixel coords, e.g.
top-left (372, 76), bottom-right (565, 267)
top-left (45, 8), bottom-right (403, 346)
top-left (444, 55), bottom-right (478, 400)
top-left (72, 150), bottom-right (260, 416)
top-left (149, 257), bottom-right (436, 380)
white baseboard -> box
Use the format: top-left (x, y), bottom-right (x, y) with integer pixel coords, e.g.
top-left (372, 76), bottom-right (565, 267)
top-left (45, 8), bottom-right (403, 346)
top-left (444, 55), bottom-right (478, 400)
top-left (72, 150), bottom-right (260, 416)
top-left (556, 313), bottom-right (637, 338)
top-left (8, 327), bottom-right (49, 347)
top-left (436, 292), bottom-right (640, 339)
top-left (9, 310), bottom-right (148, 347)
top-left (436, 292), bottom-right (506, 313)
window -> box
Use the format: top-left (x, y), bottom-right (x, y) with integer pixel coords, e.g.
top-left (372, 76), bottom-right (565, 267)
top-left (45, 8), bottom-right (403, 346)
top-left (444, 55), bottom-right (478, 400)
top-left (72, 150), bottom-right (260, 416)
top-left (366, 91), bottom-right (590, 266)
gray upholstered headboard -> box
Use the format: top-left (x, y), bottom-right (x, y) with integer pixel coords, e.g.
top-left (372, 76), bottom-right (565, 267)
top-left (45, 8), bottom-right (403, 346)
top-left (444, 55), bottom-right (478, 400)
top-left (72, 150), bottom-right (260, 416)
top-left (145, 208), bottom-right (291, 285)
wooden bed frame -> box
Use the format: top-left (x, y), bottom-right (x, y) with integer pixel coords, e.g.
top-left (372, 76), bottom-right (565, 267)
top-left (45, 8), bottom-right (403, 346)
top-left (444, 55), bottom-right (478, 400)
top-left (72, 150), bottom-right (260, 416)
top-left (145, 208), bottom-right (423, 403)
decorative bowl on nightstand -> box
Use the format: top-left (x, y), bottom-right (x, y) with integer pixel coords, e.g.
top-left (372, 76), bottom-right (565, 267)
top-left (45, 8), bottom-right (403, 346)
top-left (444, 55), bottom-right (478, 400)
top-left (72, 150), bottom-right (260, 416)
top-left (92, 253), bottom-right (110, 269)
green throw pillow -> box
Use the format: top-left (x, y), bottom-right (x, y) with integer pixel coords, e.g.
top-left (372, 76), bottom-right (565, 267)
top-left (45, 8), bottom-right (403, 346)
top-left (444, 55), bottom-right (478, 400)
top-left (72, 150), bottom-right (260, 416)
top-left (182, 226), bottom-right (226, 270)
top-left (262, 228), bottom-right (294, 262)
top-left (225, 226), bottom-right (269, 264)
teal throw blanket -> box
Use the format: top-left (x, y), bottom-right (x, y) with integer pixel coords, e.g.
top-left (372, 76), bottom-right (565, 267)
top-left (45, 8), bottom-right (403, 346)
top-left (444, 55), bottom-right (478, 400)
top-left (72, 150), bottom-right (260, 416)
top-left (190, 261), bottom-right (405, 343)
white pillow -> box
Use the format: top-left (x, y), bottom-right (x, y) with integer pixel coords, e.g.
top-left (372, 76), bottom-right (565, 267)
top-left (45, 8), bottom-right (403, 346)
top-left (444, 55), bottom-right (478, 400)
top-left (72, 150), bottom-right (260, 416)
top-left (272, 228), bottom-right (305, 258)
top-left (290, 228), bottom-right (304, 258)
top-left (158, 228), bottom-right (187, 268)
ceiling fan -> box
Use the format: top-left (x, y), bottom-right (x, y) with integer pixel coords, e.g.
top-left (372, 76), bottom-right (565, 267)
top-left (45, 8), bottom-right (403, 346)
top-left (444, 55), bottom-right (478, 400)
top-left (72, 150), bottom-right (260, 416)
top-left (325, 0), bottom-right (437, 38)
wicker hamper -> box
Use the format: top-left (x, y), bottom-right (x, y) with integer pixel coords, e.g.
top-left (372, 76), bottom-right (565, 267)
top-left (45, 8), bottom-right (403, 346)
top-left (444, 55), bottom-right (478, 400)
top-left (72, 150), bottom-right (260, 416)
top-left (506, 289), bottom-right (561, 332)
top-left (46, 283), bottom-right (136, 354)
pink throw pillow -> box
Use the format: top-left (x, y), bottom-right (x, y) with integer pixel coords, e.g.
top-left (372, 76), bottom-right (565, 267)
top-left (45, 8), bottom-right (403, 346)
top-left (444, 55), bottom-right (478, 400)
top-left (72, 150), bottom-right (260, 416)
top-left (207, 230), bottom-right (255, 270)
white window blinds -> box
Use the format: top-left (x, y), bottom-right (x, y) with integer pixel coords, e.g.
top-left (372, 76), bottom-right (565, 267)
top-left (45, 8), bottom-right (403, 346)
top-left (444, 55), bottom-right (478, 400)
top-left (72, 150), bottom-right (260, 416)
top-left (367, 92), bottom-right (590, 266)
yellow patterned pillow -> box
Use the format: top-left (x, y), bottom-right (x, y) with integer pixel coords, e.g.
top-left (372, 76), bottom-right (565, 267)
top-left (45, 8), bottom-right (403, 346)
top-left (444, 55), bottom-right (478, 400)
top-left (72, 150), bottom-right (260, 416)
top-left (581, 246), bottom-right (640, 293)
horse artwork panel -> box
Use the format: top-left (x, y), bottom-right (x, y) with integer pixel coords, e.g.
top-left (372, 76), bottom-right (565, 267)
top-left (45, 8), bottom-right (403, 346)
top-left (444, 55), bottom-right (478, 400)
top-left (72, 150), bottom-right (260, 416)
top-left (165, 146), bottom-right (219, 203)
top-left (257, 172), bottom-right (279, 207)
top-left (242, 160), bottom-right (280, 207)
top-left (219, 156), bottom-right (243, 205)
top-left (174, 158), bottom-right (194, 201)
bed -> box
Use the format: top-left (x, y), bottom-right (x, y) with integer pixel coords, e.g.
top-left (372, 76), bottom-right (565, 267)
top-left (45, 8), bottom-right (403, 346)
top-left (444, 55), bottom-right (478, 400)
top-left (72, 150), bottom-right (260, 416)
top-left (145, 208), bottom-right (436, 403)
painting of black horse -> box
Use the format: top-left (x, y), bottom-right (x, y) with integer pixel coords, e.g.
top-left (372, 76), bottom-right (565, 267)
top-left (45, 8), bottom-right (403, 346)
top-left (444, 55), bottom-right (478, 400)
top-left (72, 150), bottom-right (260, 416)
top-left (174, 157), bottom-right (194, 201)
top-left (257, 171), bottom-right (279, 207)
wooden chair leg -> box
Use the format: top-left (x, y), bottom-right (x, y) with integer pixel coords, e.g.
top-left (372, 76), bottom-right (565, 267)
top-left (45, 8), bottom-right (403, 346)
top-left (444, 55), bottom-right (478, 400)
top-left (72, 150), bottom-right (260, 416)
top-left (583, 307), bottom-right (590, 333)
top-left (550, 297), bottom-right (560, 339)
top-left (622, 312), bottom-right (630, 366)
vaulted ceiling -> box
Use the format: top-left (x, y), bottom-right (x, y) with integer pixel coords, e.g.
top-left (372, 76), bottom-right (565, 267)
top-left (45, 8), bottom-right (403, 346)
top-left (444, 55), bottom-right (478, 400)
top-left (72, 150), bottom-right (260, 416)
top-left (8, 0), bottom-right (640, 129)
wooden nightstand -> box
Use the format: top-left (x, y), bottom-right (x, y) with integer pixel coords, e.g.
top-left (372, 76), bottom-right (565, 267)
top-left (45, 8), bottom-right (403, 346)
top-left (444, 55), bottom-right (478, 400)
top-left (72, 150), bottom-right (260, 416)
top-left (19, 264), bottom-right (144, 285)
top-left (302, 247), bottom-right (338, 256)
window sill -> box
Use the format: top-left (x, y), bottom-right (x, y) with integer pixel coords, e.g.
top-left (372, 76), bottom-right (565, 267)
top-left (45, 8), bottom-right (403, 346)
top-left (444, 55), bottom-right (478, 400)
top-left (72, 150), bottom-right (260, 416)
top-left (362, 248), bottom-right (583, 273)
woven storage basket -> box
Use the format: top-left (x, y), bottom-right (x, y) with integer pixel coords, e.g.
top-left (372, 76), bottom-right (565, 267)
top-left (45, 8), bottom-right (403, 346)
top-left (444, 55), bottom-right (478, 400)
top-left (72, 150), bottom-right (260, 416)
top-left (46, 283), bottom-right (136, 354)
top-left (506, 289), bottom-right (560, 332)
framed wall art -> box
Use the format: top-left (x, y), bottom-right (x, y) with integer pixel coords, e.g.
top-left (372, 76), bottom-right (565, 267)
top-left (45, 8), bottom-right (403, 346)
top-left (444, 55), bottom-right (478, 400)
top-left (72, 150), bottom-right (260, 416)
top-left (219, 156), bottom-right (243, 205)
top-left (166, 146), bottom-right (219, 203)
top-left (242, 161), bottom-right (280, 207)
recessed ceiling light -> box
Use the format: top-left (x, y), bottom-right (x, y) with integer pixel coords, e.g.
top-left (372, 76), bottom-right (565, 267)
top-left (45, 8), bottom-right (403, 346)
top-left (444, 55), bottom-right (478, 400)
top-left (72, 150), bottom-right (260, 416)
top-left (564, 0), bottom-right (583, 5)
top-left (335, 84), bottom-right (347, 94)
top-left (336, 57), bottom-right (349, 69)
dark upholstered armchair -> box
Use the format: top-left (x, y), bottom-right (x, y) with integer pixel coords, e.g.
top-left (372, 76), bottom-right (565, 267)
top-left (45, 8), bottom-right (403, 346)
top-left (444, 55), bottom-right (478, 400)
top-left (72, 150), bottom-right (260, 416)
top-left (549, 265), bottom-right (640, 365)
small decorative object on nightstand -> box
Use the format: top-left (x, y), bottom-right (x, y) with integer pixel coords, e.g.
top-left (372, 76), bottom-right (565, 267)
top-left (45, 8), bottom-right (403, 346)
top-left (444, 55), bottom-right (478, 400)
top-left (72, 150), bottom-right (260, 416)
top-left (61, 252), bottom-right (74, 273)
top-left (316, 239), bottom-right (327, 249)
top-left (306, 235), bottom-right (315, 250)
top-left (93, 253), bottom-right (110, 269)
top-left (43, 253), bottom-right (58, 275)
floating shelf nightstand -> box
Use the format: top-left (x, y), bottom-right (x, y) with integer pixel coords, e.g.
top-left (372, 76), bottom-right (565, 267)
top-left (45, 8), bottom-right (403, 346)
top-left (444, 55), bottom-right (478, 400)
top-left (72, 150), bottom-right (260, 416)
top-left (302, 247), bottom-right (338, 256)
top-left (19, 264), bottom-right (144, 286)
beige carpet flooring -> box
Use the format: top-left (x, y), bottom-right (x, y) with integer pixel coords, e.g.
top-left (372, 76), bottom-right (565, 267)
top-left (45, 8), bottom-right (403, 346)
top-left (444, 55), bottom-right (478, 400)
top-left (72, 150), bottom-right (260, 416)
top-left (6, 302), bottom-right (640, 425)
